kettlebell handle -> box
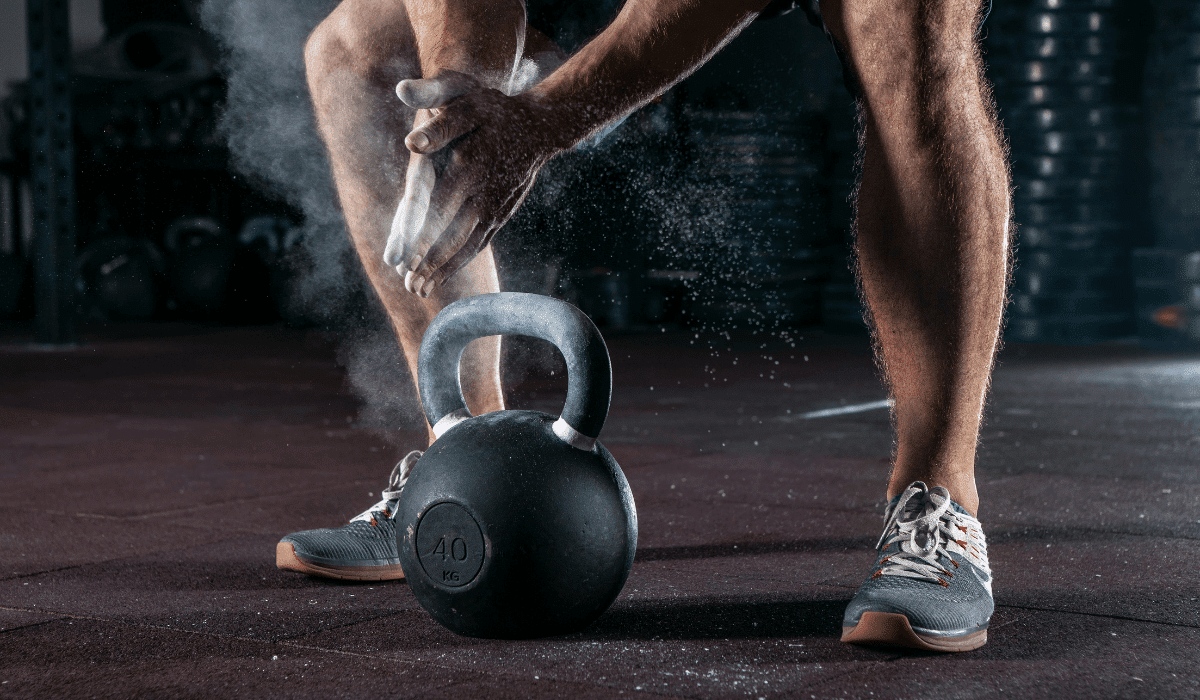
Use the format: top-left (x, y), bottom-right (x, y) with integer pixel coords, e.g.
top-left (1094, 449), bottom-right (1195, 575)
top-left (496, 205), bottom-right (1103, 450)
top-left (418, 293), bottom-right (612, 451)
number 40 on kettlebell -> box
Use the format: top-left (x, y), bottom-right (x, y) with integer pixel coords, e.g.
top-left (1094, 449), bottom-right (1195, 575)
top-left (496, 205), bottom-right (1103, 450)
top-left (395, 292), bottom-right (638, 640)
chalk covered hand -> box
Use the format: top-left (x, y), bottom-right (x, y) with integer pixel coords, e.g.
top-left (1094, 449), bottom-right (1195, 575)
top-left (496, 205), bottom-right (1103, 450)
top-left (383, 71), bottom-right (569, 297)
top-left (383, 0), bottom-right (773, 297)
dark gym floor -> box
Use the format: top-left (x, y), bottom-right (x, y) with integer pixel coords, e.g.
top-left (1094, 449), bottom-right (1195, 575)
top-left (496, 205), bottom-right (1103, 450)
top-left (1, 322), bottom-right (1198, 699)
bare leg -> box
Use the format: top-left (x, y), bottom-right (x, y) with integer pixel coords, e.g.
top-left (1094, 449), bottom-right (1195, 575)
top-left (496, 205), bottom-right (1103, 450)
top-left (303, 0), bottom-right (527, 441)
top-left (822, 0), bottom-right (1011, 516)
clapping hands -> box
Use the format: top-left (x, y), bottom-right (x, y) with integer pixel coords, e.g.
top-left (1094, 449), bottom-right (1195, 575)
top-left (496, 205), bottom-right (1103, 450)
top-left (384, 70), bottom-right (568, 297)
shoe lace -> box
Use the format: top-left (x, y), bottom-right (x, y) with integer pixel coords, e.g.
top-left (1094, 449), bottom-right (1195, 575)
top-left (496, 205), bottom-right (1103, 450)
top-left (872, 481), bottom-right (990, 587)
top-left (349, 450), bottom-right (422, 524)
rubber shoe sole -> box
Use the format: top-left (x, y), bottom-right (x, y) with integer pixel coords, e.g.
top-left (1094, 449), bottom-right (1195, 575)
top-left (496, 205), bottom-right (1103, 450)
top-left (841, 611), bottom-right (988, 652)
top-left (275, 542), bottom-right (405, 582)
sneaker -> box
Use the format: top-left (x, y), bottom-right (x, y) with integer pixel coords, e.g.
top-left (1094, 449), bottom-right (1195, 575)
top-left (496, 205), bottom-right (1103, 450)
top-left (841, 481), bottom-right (993, 652)
top-left (275, 451), bottom-right (421, 581)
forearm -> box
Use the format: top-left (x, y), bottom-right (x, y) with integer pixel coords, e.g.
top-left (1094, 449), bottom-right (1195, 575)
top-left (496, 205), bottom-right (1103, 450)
top-left (406, 0), bottom-right (526, 83)
top-left (528, 0), bottom-right (771, 150)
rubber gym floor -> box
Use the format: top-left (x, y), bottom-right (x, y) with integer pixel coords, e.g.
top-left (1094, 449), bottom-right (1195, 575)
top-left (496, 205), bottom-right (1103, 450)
top-left (1, 322), bottom-right (1198, 699)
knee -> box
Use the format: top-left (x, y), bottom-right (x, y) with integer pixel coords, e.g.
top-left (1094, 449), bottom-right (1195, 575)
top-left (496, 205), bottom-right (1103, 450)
top-left (304, 13), bottom-right (351, 89)
top-left (824, 0), bottom-right (983, 89)
top-left (304, 1), bottom-right (408, 88)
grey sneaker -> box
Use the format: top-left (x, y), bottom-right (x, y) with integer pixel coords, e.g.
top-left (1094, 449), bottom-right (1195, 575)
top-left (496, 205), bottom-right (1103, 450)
top-left (841, 481), bottom-right (993, 652)
top-left (276, 451), bottom-right (421, 581)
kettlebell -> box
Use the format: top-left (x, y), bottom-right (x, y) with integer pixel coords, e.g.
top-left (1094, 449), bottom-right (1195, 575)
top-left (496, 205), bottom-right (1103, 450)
top-left (77, 237), bottom-right (164, 320)
top-left (397, 292), bottom-right (637, 639)
top-left (164, 216), bottom-right (234, 318)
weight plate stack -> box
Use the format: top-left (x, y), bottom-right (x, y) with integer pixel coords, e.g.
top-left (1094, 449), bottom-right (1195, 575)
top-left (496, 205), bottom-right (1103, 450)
top-left (685, 110), bottom-right (832, 328)
top-left (817, 94), bottom-right (866, 330)
top-left (819, 260), bottom-right (868, 330)
top-left (1144, 1), bottom-right (1200, 251)
top-left (1019, 221), bottom-right (1127, 250)
top-left (987, 0), bottom-right (1140, 342)
top-left (1005, 312), bottom-right (1133, 342)
top-left (822, 95), bottom-right (859, 243)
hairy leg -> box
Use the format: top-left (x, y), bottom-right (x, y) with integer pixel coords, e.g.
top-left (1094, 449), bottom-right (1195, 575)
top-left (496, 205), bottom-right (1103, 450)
top-left (304, 0), bottom-right (526, 440)
top-left (821, 0), bottom-right (1011, 515)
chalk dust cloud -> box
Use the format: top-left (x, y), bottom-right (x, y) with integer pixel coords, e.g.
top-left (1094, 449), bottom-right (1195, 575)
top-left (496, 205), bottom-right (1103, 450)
top-left (200, 0), bottom-right (422, 441)
top-left (198, 0), bottom-right (826, 434)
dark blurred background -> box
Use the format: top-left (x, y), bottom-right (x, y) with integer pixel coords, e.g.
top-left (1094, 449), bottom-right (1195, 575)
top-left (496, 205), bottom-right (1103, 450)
top-left (2, 0), bottom-right (1198, 349)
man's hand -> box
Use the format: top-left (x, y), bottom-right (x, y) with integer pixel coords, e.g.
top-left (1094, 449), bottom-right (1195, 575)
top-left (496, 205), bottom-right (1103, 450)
top-left (384, 71), bottom-right (568, 297)
top-left (383, 0), bottom-right (769, 297)
top-left (384, 72), bottom-right (566, 297)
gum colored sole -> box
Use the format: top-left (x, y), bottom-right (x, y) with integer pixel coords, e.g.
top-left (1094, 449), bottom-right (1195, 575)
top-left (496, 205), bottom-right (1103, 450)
top-left (841, 612), bottom-right (987, 652)
top-left (275, 542), bottom-right (406, 582)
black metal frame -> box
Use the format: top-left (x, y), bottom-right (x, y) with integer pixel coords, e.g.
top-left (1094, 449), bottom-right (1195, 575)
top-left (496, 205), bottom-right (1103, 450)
top-left (26, 0), bottom-right (76, 343)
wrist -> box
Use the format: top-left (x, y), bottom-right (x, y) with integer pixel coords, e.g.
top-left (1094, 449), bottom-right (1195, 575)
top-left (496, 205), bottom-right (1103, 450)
top-left (521, 82), bottom-right (621, 155)
top-left (514, 90), bottom-right (587, 160)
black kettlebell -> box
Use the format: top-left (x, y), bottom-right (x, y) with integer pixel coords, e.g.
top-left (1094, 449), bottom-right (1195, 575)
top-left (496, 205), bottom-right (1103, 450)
top-left (397, 292), bottom-right (637, 639)
top-left (77, 237), bottom-right (164, 320)
top-left (164, 216), bottom-right (234, 318)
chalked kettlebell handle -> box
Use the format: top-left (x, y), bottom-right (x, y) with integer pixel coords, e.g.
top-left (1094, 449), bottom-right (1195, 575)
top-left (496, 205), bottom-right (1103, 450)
top-left (418, 292), bottom-right (612, 451)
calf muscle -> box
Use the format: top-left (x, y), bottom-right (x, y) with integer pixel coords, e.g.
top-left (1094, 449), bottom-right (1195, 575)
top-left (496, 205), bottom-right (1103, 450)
top-left (824, 0), bottom-right (1010, 515)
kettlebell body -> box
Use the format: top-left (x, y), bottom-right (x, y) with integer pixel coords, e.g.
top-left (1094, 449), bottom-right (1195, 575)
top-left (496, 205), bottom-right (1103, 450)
top-left (397, 293), bottom-right (637, 639)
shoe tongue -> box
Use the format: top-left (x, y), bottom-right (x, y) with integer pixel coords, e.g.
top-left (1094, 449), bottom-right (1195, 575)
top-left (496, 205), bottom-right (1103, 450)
top-left (899, 496), bottom-right (943, 553)
top-left (900, 491), bottom-right (939, 522)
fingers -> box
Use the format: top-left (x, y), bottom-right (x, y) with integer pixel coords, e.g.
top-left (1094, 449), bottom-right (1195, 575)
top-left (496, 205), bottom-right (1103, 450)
top-left (398, 72), bottom-right (482, 154)
top-left (397, 165), bottom-right (473, 276)
top-left (499, 179), bottom-right (533, 225)
top-left (407, 176), bottom-right (535, 295)
top-left (395, 71), bottom-right (479, 110)
top-left (383, 153), bottom-right (436, 271)
top-left (403, 255), bottom-right (425, 295)
top-left (404, 102), bottom-right (482, 155)
top-left (428, 223), bottom-right (491, 292)
top-left (406, 204), bottom-right (483, 297)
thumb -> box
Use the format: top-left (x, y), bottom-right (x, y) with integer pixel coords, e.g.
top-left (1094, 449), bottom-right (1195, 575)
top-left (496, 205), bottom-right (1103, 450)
top-left (403, 97), bottom-right (479, 154)
top-left (395, 70), bottom-right (478, 110)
